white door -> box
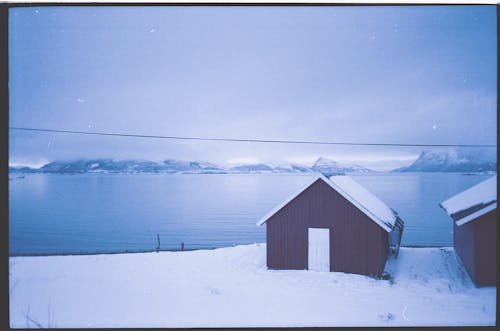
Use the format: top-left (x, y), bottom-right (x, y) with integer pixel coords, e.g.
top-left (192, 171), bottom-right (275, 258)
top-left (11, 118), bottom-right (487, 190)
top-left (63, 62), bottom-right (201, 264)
top-left (308, 228), bottom-right (330, 272)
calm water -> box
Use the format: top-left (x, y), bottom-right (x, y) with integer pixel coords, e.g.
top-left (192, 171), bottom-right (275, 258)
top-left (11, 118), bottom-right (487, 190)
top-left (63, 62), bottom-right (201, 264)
top-left (9, 172), bottom-right (493, 255)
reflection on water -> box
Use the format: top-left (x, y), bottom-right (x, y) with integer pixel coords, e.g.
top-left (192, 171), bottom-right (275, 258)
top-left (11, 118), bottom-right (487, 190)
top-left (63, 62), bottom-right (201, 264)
top-left (9, 172), bottom-right (493, 255)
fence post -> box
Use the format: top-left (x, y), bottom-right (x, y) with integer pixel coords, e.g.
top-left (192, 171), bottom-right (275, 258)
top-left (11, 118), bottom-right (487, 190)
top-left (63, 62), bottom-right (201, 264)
top-left (156, 234), bottom-right (160, 253)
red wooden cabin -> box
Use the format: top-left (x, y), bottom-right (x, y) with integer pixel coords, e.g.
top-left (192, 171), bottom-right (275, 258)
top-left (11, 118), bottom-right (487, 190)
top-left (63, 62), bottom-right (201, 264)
top-left (257, 175), bottom-right (404, 277)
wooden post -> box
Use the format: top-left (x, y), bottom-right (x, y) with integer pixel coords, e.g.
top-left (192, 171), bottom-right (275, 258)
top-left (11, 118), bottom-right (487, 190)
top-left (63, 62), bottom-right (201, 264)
top-left (181, 242), bottom-right (184, 251)
top-left (156, 234), bottom-right (160, 253)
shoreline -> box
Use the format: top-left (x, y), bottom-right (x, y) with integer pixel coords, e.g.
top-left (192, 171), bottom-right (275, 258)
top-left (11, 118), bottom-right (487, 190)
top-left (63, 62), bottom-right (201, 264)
top-left (9, 244), bottom-right (455, 258)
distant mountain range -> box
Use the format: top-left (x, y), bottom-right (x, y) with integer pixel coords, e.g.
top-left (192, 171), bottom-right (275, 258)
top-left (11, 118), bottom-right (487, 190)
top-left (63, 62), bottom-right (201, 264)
top-left (393, 149), bottom-right (496, 173)
top-left (9, 150), bottom-right (497, 175)
top-left (8, 157), bottom-right (374, 175)
top-left (311, 157), bottom-right (372, 176)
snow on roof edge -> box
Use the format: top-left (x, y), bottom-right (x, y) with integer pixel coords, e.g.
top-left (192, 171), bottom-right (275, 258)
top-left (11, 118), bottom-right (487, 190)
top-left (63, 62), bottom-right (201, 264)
top-left (256, 174), bottom-right (396, 232)
top-left (455, 202), bottom-right (497, 226)
top-left (440, 175), bottom-right (497, 217)
top-left (326, 176), bottom-right (395, 232)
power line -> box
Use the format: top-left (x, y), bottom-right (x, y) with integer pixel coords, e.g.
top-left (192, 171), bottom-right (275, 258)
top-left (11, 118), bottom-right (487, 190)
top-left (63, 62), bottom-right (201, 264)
top-left (9, 126), bottom-right (497, 148)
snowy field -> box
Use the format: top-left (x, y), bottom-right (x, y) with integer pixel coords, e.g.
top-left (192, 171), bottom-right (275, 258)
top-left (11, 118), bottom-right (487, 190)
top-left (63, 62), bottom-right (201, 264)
top-left (9, 244), bottom-right (496, 328)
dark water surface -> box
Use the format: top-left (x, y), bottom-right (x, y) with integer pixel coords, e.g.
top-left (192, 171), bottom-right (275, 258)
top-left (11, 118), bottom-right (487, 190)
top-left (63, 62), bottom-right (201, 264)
top-left (9, 172), bottom-right (492, 255)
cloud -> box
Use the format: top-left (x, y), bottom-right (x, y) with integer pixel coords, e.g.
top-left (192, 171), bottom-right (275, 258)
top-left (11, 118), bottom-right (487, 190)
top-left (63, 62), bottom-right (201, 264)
top-left (9, 6), bottom-right (496, 165)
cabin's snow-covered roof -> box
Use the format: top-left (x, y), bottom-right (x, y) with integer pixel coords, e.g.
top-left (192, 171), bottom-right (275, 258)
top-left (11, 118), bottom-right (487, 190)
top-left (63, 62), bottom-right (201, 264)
top-left (328, 176), bottom-right (397, 231)
top-left (256, 174), bottom-right (398, 232)
top-left (440, 175), bottom-right (497, 226)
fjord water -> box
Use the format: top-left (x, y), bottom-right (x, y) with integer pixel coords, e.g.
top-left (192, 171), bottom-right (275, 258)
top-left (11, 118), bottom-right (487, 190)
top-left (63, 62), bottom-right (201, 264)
top-left (9, 172), bottom-right (493, 255)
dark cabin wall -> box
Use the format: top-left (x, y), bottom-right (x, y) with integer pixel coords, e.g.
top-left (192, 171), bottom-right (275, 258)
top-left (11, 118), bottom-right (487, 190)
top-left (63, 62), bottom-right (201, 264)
top-left (453, 220), bottom-right (476, 282)
top-left (266, 179), bottom-right (388, 276)
top-left (473, 209), bottom-right (496, 286)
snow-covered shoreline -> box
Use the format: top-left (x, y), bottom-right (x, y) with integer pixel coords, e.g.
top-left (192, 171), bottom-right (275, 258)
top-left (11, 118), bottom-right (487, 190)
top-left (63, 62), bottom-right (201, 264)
top-left (9, 244), bottom-right (495, 328)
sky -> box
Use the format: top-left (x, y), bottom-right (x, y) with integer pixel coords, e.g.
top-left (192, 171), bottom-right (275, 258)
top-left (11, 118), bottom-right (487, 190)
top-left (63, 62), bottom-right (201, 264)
top-left (8, 5), bottom-right (497, 169)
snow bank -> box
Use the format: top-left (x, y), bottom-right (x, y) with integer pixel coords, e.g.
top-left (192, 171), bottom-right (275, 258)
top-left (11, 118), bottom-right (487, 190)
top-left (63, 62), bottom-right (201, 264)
top-left (9, 245), bottom-right (495, 328)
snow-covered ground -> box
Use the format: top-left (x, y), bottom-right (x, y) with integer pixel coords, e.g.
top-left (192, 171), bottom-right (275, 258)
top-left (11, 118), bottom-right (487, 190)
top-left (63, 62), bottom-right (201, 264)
top-left (9, 244), bottom-right (495, 328)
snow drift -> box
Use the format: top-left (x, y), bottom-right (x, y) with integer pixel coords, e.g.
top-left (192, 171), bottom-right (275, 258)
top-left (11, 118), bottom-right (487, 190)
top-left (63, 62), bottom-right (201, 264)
top-left (9, 244), bottom-right (495, 328)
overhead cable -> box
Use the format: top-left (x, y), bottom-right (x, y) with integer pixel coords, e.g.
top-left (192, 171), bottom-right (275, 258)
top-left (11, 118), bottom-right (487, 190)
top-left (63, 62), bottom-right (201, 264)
top-left (9, 126), bottom-right (497, 148)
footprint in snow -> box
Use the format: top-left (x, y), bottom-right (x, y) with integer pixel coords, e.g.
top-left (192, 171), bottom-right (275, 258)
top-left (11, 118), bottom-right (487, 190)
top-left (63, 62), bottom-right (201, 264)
top-left (206, 286), bottom-right (221, 295)
top-left (378, 312), bottom-right (395, 322)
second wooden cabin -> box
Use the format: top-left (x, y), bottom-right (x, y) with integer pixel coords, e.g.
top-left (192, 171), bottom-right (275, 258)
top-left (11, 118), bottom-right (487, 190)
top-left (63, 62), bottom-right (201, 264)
top-left (439, 175), bottom-right (497, 287)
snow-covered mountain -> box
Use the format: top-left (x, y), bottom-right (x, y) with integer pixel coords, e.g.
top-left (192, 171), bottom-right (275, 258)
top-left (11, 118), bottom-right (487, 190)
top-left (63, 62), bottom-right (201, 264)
top-left (393, 149), bottom-right (497, 173)
top-left (10, 157), bottom-right (374, 174)
top-left (10, 159), bottom-right (230, 174)
top-left (8, 166), bottom-right (36, 173)
top-left (311, 157), bottom-right (373, 176)
top-left (229, 162), bottom-right (314, 174)
top-left (229, 163), bottom-right (274, 173)
top-left (269, 162), bottom-right (314, 173)
top-left (162, 159), bottom-right (226, 174)
top-left (38, 159), bottom-right (169, 173)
